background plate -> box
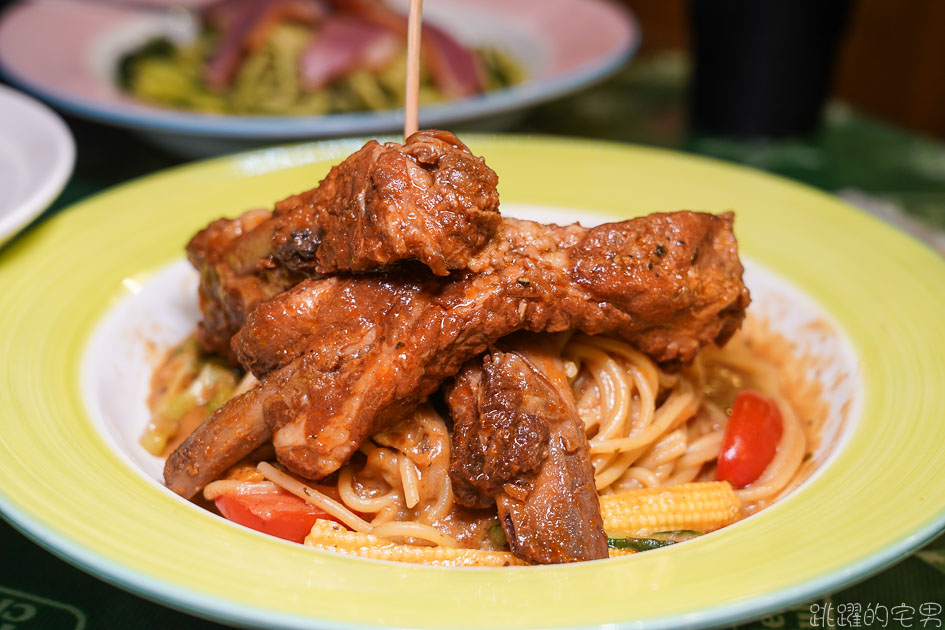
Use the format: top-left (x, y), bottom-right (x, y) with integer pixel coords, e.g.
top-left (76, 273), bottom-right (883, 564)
top-left (1, 136), bottom-right (945, 629)
top-left (0, 0), bottom-right (637, 152)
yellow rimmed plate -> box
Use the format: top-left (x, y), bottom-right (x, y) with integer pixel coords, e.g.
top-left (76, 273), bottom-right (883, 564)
top-left (1, 136), bottom-right (944, 629)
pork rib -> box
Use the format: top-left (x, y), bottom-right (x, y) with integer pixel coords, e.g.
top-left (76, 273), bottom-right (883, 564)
top-left (189, 129), bottom-right (500, 358)
top-left (165, 212), bottom-right (749, 497)
top-left (447, 335), bottom-right (609, 564)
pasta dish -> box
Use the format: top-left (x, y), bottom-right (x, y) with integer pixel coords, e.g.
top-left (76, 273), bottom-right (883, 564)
top-left (146, 129), bottom-right (823, 565)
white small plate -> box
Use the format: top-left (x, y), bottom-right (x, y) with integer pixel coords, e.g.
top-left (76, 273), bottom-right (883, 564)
top-left (0, 85), bottom-right (74, 245)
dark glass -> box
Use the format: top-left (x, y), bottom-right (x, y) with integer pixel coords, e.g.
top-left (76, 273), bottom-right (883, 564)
top-left (689, 0), bottom-right (852, 138)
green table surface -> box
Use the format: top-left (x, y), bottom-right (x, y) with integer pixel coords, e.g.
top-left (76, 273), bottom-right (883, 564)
top-left (2, 54), bottom-right (945, 629)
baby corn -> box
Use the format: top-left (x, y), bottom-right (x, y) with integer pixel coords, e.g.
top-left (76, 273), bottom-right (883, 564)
top-left (305, 520), bottom-right (527, 566)
top-left (600, 481), bottom-right (741, 537)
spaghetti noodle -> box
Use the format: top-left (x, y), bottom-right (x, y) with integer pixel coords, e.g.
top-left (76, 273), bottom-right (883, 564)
top-left (188, 316), bottom-right (822, 559)
top-left (565, 325), bottom-right (809, 514)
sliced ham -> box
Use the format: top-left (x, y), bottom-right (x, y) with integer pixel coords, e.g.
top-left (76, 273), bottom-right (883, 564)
top-left (203, 0), bottom-right (326, 90)
top-left (422, 21), bottom-right (483, 99)
top-left (299, 16), bottom-right (399, 91)
top-left (331, 0), bottom-right (483, 98)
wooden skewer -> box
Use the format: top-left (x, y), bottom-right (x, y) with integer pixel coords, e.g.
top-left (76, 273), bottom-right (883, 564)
top-left (404, 0), bottom-right (423, 139)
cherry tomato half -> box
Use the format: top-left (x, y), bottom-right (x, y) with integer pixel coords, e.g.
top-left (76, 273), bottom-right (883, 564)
top-left (215, 490), bottom-right (338, 544)
top-left (716, 390), bottom-right (783, 489)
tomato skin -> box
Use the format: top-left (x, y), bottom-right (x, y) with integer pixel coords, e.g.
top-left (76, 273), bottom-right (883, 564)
top-left (716, 390), bottom-right (784, 489)
top-left (214, 491), bottom-right (336, 544)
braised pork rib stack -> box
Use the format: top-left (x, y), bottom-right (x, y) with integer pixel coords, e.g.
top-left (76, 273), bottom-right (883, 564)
top-left (188, 129), bottom-right (500, 362)
top-left (164, 130), bottom-right (751, 563)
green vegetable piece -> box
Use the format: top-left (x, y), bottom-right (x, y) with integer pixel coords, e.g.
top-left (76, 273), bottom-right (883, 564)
top-left (607, 537), bottom-right (675, 552)
top-left (140, 334), bottom-right (240, 456)
top-left (487, 521), bottom-right (508, 549)
top-left (607, 530), bottom-right (704, 552)
top-left (138, 430), bottom-right (169, 457)
top-left (478, 47), bottom-right (524, 91)
top-left (117, 37), bottom-right (175, 88)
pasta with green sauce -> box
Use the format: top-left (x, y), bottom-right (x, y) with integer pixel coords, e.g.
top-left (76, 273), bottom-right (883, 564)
top-left (118, 22), bottom-right (523, 116)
